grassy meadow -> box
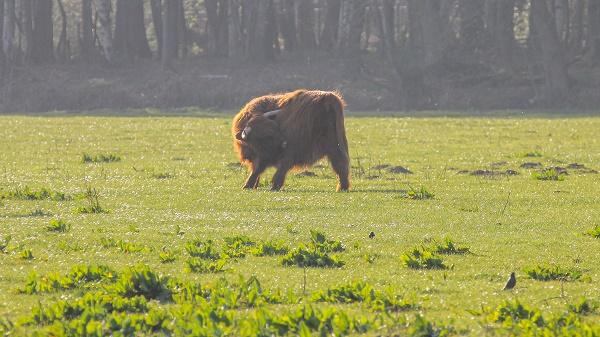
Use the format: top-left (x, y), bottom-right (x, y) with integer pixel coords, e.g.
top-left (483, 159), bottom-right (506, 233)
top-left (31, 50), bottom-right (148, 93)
top-left (0, 113), bottom-right (599, 336)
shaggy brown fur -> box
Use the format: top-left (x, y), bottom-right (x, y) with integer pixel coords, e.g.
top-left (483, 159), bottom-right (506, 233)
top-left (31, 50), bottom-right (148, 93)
top-left (232, 89), bottom-right (350, 191)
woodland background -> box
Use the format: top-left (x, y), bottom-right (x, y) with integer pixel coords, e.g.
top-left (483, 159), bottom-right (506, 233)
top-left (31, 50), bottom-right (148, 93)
top-left (1, 0), bottom-right (599, 113)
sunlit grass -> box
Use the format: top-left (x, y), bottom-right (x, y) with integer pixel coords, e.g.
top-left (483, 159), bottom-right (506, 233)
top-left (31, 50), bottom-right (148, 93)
top-left (0, 114), bottom-right (599, 335)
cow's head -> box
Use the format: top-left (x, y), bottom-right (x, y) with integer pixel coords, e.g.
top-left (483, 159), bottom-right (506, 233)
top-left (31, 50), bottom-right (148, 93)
top-left (235, 115), bottom-right (287, 154)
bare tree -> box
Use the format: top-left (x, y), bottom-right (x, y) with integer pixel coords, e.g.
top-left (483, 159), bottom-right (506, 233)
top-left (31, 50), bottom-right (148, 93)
top-left (81, 0), bottom-right (94, 61)
top-left (279, 0), bottom-right (298, 52)
top-left (320, 0), bottom-right (342, 51)
top-left (161, 0), bottom-right (179, 67)
top-left (589, 0), bottom-right (600, 63)
top-left (2, 0), bottom-right (15, 62)
top-left (150, 0), bottom-right (162, 57)
top-left (94, 0), bottom-right (113, 63)
top-left (298, 0), bottom-right (316, 49)
top-left (114, 0), bottom-right (152, 61)
top-left (531, 0), bottom-right (569, 103)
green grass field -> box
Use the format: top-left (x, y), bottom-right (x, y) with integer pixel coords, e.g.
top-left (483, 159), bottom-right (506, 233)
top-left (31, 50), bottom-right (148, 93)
top-left (1, 114), bottom-right (599, 336)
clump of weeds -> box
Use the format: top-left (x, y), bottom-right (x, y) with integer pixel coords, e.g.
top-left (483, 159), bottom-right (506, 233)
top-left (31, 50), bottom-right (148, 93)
top-left (82, 153), bottom-right (121, 164)
top-left (405, 186), bottom-right (435, 200)
top-left (159, 248), bottom-right (177, 263)
top-left (281, 230), bottom-right (345, 268)
top-left (432, 237), bottom-right (470, 255)
top-left (19, 248), bottom-right (34, 260)
top-left (74, 187), bottom-right (107, 214)
top-left (46, 219), bottom-right (71, 233)
top-left (523, 265), bottom-right (583, 282)
top-left (533, 168), bottom-right (565, 181)
top-left (185, 258), bottom-right (227, 273)
top-left (0, 186), bottom-right (69, 201)
top-left (400, 247), bottom-right (446, 269)
top-left (585, 225), bottom-right (600, 238)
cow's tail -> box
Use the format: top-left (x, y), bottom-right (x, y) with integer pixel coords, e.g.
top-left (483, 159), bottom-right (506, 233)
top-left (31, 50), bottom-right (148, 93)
top-left (321, 91), bottom-right (349, 159)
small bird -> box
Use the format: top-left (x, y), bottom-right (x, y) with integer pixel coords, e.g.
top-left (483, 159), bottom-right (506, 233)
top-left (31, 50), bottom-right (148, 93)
top-left (503, 272), bottom-right (516, 290)
top-left (369, 231), bottom-right (375, 239)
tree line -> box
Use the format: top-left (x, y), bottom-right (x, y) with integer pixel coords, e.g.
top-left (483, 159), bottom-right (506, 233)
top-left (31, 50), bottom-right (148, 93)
top-left (1, 0), bottom-right (599, 109)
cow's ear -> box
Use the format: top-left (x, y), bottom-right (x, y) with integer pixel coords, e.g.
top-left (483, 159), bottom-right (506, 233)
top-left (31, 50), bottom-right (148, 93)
top-left (235, 131), bottom-right (244, 141)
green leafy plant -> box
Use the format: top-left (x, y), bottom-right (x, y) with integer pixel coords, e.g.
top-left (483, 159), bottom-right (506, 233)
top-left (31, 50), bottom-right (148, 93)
top-left (407, 315), bottom-right (453, 337)
top-left (567, 297), bottom-right (596, 315)
top-left (0, 186), bottom-right (69, 201)
top-left (250, 240), bottom-right (289, 256)
top-left (74, 187), bottom-right (106, 214)
top-left (585, 225), bottom-right (600, 238)
top-left (223, 235), bottom-right (256, 258)
top-left (18, 264), bottom-right (116, 294)
top-left (159, 249), bottom-right (176, 263)
top-left (46, 219), bottom-right (71, 233)
top-left (532, 168), bottom-right (565, 181)
top-left (19, 248), bottom-right (34, 260)
top-left (82, 153), bottom-right (121, 163)
top-left (185, 239), bottom-right (221, 260)
top-left (185, 258), bottom-right (227, 273)
top-left (312, 281), bottom-right (416, 312)
top-left (282, 244), bottom-right (344, 268)
top-left (309, 229), bottom-right (345, 253)
top-left (400, 247), bottom-right (446, 269)
top-left (523, 265), bottom-right (582, 281)
top-left (110, 265), bottom-right (171, 300)
top-left (432, 237), bottom-right (470, 255)
top-left (406, 186), bottom-right (435, 200)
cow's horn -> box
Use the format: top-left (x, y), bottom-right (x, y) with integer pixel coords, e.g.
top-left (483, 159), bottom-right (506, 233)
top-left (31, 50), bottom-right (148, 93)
top-left (263, 109), bottom-right (281, 118)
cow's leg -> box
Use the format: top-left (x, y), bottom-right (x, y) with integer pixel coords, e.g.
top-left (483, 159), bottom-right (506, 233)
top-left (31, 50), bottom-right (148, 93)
top-left (271, 162), bottom-right (292, 191)
top-left (244, 162), bottom-right (267, 189)
top-left (327, 147), bottom-right (350, 192)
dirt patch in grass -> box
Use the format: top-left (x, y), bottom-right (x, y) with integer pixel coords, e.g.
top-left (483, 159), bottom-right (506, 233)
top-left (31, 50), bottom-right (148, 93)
top-left (520, 162), bottom-right (543, 169)
top-left (388, 166), bottom-right (413, 174)
top-left (459, 169), bottom-right (519, 176)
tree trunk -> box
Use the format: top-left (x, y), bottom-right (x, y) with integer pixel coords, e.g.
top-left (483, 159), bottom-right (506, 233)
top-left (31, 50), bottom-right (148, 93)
top-left (589, 0), bottom-right (600, 63)
top-left (297, 0), bottom-right (316, 49)
top-left (161, 0), bottom-right (178, 67)
top-left (81, 0), bottom-right (94, 61)
top-left (279, 0), bottom-right (297, 52)
top-left (150, 0), bottom-right (162, 58)
top-left (569, 0), bottom-right (584, 52)
top-left (489, 0), bottom-right (515, 67)
top-left (205, 0), bottom-right (229, 56)
top-left (2, 0), bottom-right (15, 62)
top-left (346, 0), bottom-right (367, 54)
top-left (247, 0), bottom-right (274, 61)
top-left (0, 0), bottom-right (4, 68)
top-left (530, 0), bottom-right (569, 104)
top-left (176, 0), bottom-right (187, 57)
top-left (30, 0), bottom-right (53, 63)
top-left (56, 0), bottom-right (69, 62)
top-left (378, 0), bottom-right (395, 58)
top-left (459, 0), bottom-right (485, 52)
top-left (22, 0), bottom-right (33, 60)
top-left (553, 0), bottom-right (568, 43)
top-left (320, 0), bottom-right (341, 51)
top-left (94, 0), bottom-right (113, 63)
top-left (114, 0), bottom-right (152, 61)
top-left (229, 0), bottom-right (241, 59)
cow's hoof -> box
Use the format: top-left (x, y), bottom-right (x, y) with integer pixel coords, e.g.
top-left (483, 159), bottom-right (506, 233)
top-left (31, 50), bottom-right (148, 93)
top-left (336, 185), bottom-right (350, 192)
